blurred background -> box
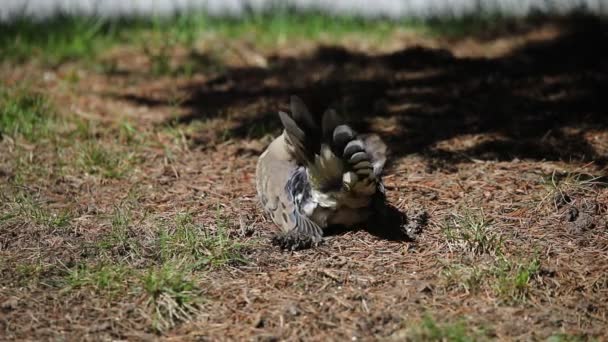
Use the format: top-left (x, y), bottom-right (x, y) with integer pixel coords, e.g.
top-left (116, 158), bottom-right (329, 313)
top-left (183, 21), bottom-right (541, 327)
top-left (2, 0), bottom-right (608, 20)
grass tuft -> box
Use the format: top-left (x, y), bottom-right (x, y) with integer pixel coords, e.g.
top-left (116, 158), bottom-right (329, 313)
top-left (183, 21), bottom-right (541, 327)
top-left (441, 254), bottom-right (543, 305)
top-left (0, 12), bottom-right (423, 66)
top-left (441, 263), bottom-right (485, 294)
top-left (539, 170), bottom-right (606, 211)
top-left (13, 262), bottom-right (45, 287)
top-left (493, 256), bottom-right (541, 304)
top-left (547, 333), bottom-right (591, 342)
top-left (98, 205), bottom-right (142, 259)
top-left (10, 191), bottom-right (72, 229)
top-left (140, 260), bottom-right (201, 332)
top-left (66, 263), bottom-right (131, 296)
top-left (442, 209), bottom-right (502, 255)
top-left (0, 85), bottom-right (56, 141)
top-left (77, 142), bottom-right (130, 178)
top-left (0, 16), bottom-right (121, 65)
top-left (158, 212), bottom-right (247, 269)
top-left (405, 315), bottom-right (476, 342)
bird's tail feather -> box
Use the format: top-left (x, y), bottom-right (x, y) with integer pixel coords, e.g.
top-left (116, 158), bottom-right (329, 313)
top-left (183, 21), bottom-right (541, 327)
top-left (279, 96), bottom-right (386, 192)
top-left (278, 96), bottom-right (320, 164)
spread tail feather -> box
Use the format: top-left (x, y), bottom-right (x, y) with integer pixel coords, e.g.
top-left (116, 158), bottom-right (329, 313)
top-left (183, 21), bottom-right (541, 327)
top-left (279, 96), bottom-right (387, 191)
top-left (278, 96), bottom-right (321, 164)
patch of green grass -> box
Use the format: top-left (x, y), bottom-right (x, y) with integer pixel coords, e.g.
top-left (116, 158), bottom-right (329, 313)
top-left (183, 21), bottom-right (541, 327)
top-left (69, 117), bottom-right (98, 141)
top-left (98, 205), bottom-right (142, 258)
top-left (539, 170), bottom-right (606, 210)
top-left (143, 39), bottom-right (172, 76)
top-left (0, 14), bottom-right (199, 65)
top-left (442, 209), bottom-right (503, 255)
top-left (66, 263), bottom-right (131, 296)
top-left (0, 85), bottom-right (56, 141)
top-left (421, 14), bottom-right (524, 38)
top-left (493, 256), bottom-right (540, 304)
top-left (547, 333), bottom-right (593, 342)
top-left (211, 11), bottom-right (406, 46)
top-left (7, 191), bottom-right (72, 229)
top-left (0, 12), bottom-right (420, 66)
top-left (441, 263), bottom-right (485, 294)
top-left (441, 251), bottom-right (543, 305)
top-left (13, 262), bottom-right (45, 286)
top-left (1, 260), bottom-right (62, 288)
top-left (157, 212), bottom-right (247, 269)
top-left (405, 315), bottom-right (478, 342)
top-left (118, 120), bottom-right (139, 144)
top-left (140, 260), bottom-right (201, 332)
top-left (158, 212), bottom-right (203, 262)
top-left (56, 259), bottom-right (202, 332)
top-left (0, 190), bottom-right (17, 223)
top-left (441, 253), bottom-right (542, 304)
top-left (0, 15), bottom-right (127, 65)
top-left (0, 10), bottom-right (552, 66)
top-left (77, 142), bottom-right (130, 178)
top-left (62, 260), bottom-right (201, 331)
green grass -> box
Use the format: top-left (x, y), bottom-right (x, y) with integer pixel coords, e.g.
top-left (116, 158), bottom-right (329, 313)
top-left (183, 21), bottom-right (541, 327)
top-left (66, 263), bottom-right (131, 296)
top-left (539, 170), bottom-right (606, 210)
top-left (62, 260), bottom-right (202, 331)
top-left (0, 85), bottom-right (57, 141)
top-left (3, 191), bottom-right (73, 230)
top-left (118, 119), bottom-right (139, 144)
top-left (209, 11), bottom-right (406, 46)
top-left (441, 254), bottom-right (542, 305)
top-left (157, 212), bottom-right (247, 269)
top-left (405, 315), bottom-right (480, 342)
top-left (547, 333), bottom-right (595, 342)
top-left (0, 12), bottom-right (426, 66)
top-left (64, 211), bottom-right (245, 332)
top-left (97, 205), bottom-right (143, 259)
top-left (421, 14), bottom-right (524, 38)
top-left (493, 256), bottom-right (540, 304)
top-left (13, 262), bottom-right (45, 287)
top-left (89, 209), bottom-right (246, 331)
top-left (140, 260), bottom-right (202, 331)
top-left (1, 16), bottom-right (119, 65)
top-left (442, 209), bottom-right (503, 255)
top-left (441, 263), bottom-right (485, 294)
top-left (0, 83), bottom-right (144, 186)
top-left (77, 142), bottom-right (131, 178)
top-left (0, 10), bottom-right (560, 68)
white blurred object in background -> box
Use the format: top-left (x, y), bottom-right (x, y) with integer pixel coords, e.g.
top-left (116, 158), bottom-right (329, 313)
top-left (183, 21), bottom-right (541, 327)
top-left (1, 0), bottom-right (607, 22)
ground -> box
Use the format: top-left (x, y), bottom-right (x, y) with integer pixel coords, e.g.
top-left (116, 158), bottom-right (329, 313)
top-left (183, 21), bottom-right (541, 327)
top-left (1, 14), bottom-right (607, 341)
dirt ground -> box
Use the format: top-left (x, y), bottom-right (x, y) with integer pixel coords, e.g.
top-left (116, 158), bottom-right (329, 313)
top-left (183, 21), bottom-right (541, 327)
top-left (1, 16), bottom-right (608, 341)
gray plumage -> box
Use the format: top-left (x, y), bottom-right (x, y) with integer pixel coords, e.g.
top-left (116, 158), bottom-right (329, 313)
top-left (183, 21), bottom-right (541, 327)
top-left (256, 96), bottom-right (388, 250)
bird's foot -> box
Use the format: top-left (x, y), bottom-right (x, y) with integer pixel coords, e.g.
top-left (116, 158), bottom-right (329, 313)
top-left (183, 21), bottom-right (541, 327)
top-left (271, 231), bottom-right (323, 251)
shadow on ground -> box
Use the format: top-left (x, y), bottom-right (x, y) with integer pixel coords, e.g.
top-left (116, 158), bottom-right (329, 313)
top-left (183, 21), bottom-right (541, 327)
top-left (122, 15), bottom-right (608, 168)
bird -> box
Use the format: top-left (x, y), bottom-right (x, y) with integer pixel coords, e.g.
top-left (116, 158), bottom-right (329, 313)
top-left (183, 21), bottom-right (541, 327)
top-left (256, 96), bottom-right (389, 250)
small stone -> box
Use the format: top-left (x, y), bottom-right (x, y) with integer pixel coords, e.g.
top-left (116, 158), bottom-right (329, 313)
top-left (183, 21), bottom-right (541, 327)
top-left (1, 297), bottom-right (18, 311)
top-left (284, 303), bottom-right (300, 317)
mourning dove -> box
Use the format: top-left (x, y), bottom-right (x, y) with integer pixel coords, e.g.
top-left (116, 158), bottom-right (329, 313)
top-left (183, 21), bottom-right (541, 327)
top-left (256, 96), bottom-right (388, 250)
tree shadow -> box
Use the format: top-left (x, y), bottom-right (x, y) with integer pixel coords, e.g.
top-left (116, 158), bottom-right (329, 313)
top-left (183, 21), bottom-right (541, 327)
top-left (119, 15), bottom-right (608, 167)
top-left (320, 200), bottom-right (431, 245)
